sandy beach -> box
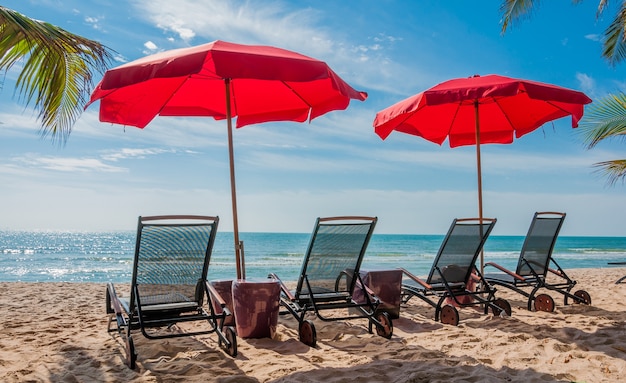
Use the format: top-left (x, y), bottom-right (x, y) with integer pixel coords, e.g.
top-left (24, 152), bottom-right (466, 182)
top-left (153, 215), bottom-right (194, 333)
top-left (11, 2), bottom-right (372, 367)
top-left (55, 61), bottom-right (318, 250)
top-left (1, 267), bottom-right (625, 382)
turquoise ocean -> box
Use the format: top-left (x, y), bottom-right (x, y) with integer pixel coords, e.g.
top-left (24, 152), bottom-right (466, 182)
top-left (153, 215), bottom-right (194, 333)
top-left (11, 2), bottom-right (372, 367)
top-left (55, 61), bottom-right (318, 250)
top-left (2, 231), bottom-right (626, 283)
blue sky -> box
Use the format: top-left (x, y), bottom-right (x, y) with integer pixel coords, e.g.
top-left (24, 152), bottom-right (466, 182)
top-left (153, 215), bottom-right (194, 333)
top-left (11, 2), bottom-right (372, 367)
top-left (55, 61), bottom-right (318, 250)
top-left (1, 0), bottom-right (625, 236)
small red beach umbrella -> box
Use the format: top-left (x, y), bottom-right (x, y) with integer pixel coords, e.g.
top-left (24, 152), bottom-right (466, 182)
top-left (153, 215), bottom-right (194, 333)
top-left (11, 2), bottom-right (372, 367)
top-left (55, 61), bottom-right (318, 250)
top-left (373, 74), bottom-right (592, 272)
top-left (86, 40), bottom-right (368, 279)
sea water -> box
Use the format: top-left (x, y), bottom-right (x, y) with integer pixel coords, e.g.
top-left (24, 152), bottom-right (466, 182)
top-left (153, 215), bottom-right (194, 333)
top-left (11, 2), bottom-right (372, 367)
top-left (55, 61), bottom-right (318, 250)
top-left (1, 231), bottom-right (626, 283)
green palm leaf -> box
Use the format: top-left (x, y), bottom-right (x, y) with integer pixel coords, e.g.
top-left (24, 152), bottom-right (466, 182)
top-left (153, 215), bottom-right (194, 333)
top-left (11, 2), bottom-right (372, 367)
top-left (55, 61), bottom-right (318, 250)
top-left (500, 0), bottom-right (540, 34)
top-left (602, 5), bottom-right (626, 65)
top-left (0, 6), bottom-right (113, 143)
top-left (579, 93), bottom-right (626, 147)
top-left (499, 1), bottom-right (626, 185)
top-left (593, 159), bottom-right (626, 185)
top-left (500, 0), bottom-right (584, 34)
top-left (579, 93), bottom-right (626, 185)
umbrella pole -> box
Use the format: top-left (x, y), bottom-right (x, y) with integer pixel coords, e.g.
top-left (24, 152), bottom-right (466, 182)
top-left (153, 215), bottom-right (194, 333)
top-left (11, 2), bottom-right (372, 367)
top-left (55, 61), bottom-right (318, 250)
top-left (225, 78), bottom-right (244, 279)
top-left (474, 100), bottom-right (485, 275)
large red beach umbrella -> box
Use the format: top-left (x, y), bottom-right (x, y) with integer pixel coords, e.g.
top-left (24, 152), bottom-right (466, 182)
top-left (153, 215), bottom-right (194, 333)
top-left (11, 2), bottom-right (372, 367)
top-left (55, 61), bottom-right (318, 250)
top-left (86, 40), bottom-right (367, 279)
top-left (373, 74), bottom-right (592, 272)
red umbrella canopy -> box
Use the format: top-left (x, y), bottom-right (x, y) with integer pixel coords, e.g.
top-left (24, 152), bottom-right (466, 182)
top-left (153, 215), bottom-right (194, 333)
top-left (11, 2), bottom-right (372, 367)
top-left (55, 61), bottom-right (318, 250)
top-left (373, 74), bottom-right (592, 275)
top-left (86, 40), bottom-right (368, 280)
top-left (374, 74), bottom-right (592, 147)
top-left (87, 40), bottom-right (367, 129)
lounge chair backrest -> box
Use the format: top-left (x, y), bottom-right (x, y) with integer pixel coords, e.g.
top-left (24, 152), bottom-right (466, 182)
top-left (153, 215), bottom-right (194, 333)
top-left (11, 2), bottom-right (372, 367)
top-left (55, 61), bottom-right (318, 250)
top-left (295, 216), bottom-right (377, 297)
top-left (130, 215), bottom-right (219, 309)
top-left (427, 218), bottom-right (496, 285)
top-left (515, 212), bottom-right (565, 277)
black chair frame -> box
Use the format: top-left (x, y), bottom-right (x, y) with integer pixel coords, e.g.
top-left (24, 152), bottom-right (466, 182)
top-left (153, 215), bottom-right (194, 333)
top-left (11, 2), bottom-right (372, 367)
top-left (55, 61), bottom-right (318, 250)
top-left (269, 216), bottom-right (393, 347)
top-left (401, 218), bottom-right (511, 326)
top-left (485, 212), bottom-right (591, 312)
top-left (105, 215), bottom-right (237, 369)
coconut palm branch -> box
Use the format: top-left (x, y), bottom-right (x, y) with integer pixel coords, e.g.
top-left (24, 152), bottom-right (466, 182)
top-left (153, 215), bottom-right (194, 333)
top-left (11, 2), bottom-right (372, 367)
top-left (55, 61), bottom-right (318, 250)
top-left (597, 0), bottom-right (626, 66)
top-left (578, 92), bottom-right (626, 185)
top-left (0, 6), bottom-right (113, 143)
top-left (499, 0), bottom-right (542, 33)
top-left (500, 1), bottom-right (626, 185)
top-left (500, 0), bottom-right (626, 65)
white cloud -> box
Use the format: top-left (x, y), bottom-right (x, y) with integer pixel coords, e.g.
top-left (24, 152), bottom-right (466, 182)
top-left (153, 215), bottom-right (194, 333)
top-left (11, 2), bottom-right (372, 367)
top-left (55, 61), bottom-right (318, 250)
top-left (128, 0), bottom-right (421, 94)
top-left (132, 0), bottom-right (329, 53)
top-left (155, 19), bottom-right (195, 42)
top-left (373, 33), bottom-right (402, 44)
top-left (84, 16), bottom-right (103, 30)
top-left (576, 72), bottom-right (596, 98)
top-left (11, 155), bottom-right (127, 173)
top-left (143, 40), bottom-right (158, 54)
top-left (0, 109), bottom-right (40, 134)
top-left (100, 147), bottom-right (176, 161)
top-left (232, 188), bottom-right (626, 236)
top-left (144, 41), bottom-right (157, 50)
top-left (113, 54), bottom-right (128, 63)
top-left (1, 179), bottom-right (619, 235)
top-left (367, 144), bottom-right (597, 176)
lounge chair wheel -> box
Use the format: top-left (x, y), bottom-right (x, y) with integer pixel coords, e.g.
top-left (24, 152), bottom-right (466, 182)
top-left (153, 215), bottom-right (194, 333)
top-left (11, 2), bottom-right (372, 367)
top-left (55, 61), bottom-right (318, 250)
top-left (125, 335), bottom-right (137, 369)
top-left (492, 298), bottom-right (512, 317)
top-left (574, 290), bottom-right (591, 305)
top-left (299, 319), bottom-right (317, 347)
top-left (375, 311), bottom-right (393, 339)
top-left (219, 326), bottom-right (238, 357)
top-left (533, 293), bottom-right (555, 312)
top-left (440, 304), bottom-right (459, 326)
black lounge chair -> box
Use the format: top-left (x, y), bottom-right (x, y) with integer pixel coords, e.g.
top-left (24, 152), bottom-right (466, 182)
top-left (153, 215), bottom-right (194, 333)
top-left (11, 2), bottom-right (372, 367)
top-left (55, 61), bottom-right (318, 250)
top-left (608, 262), bottom-right (626, 284)
top-left (484, 212), bottom-right (591, 312)
top-left (400, 218), bottom-right (511, 326)
top-left (268, 216), bottom-right (393, 347)
top-left (106, 215), bottom-right (237, 369)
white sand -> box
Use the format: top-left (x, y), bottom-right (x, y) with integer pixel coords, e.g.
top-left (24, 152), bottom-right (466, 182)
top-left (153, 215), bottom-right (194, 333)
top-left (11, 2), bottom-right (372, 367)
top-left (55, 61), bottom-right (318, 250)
top-left (1, 267), bottom-right (625, 382)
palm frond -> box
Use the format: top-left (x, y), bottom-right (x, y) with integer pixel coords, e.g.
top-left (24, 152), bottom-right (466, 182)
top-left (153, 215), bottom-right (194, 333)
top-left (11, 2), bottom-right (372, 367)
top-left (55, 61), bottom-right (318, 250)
top-left (578, 92), bottom-right (626, 148)
top-left (597, 0), bottom-right (609, 17)
top-left (500, 0), bottom-right (539, 34)
top-left (578, 92), bottom-right (626, 186)
top-left (601, 5), bottom-right (626, 65)
top-left (592, 159), bottom-right (626, 185)
top-left (0, 6), bottom-right (114, 143)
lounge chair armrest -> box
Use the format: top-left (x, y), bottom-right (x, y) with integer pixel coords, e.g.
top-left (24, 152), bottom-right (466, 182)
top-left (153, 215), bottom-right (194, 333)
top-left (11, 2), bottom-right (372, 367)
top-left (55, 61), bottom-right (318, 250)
top-left (107, 282), bottom-right (126, 314)
top-left (362, 282), bottom-right (377, 297)
top-left (337, 268), bottom-right (355, 289)
top-left (547, 267), bottom-right (563, 277)
top-left (335, 268), bottom-right (375, 296)
top-left (484, 262), bottom-right (525, 281)
top-left (340, 268), bottom-right (356, 279)
top-left (205, 281), bottom-right (227, 309)
top-left (268, 273), bottom-right (296, 301)
top-left (400, 268), bottom-right (432, 289)
top-left (353, 277), bottom-right (378, 298)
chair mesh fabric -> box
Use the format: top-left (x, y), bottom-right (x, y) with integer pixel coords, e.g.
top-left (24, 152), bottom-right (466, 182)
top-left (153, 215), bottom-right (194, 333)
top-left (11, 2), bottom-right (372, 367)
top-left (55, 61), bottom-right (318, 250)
top-left (516, 217), bottom-right (562, 277)
top-left (134, 224), bottom-right (213, 306)
top-left (428, 222), bottom-right (493, 285)
top-left (300, 222), bottom-right (372, 295)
